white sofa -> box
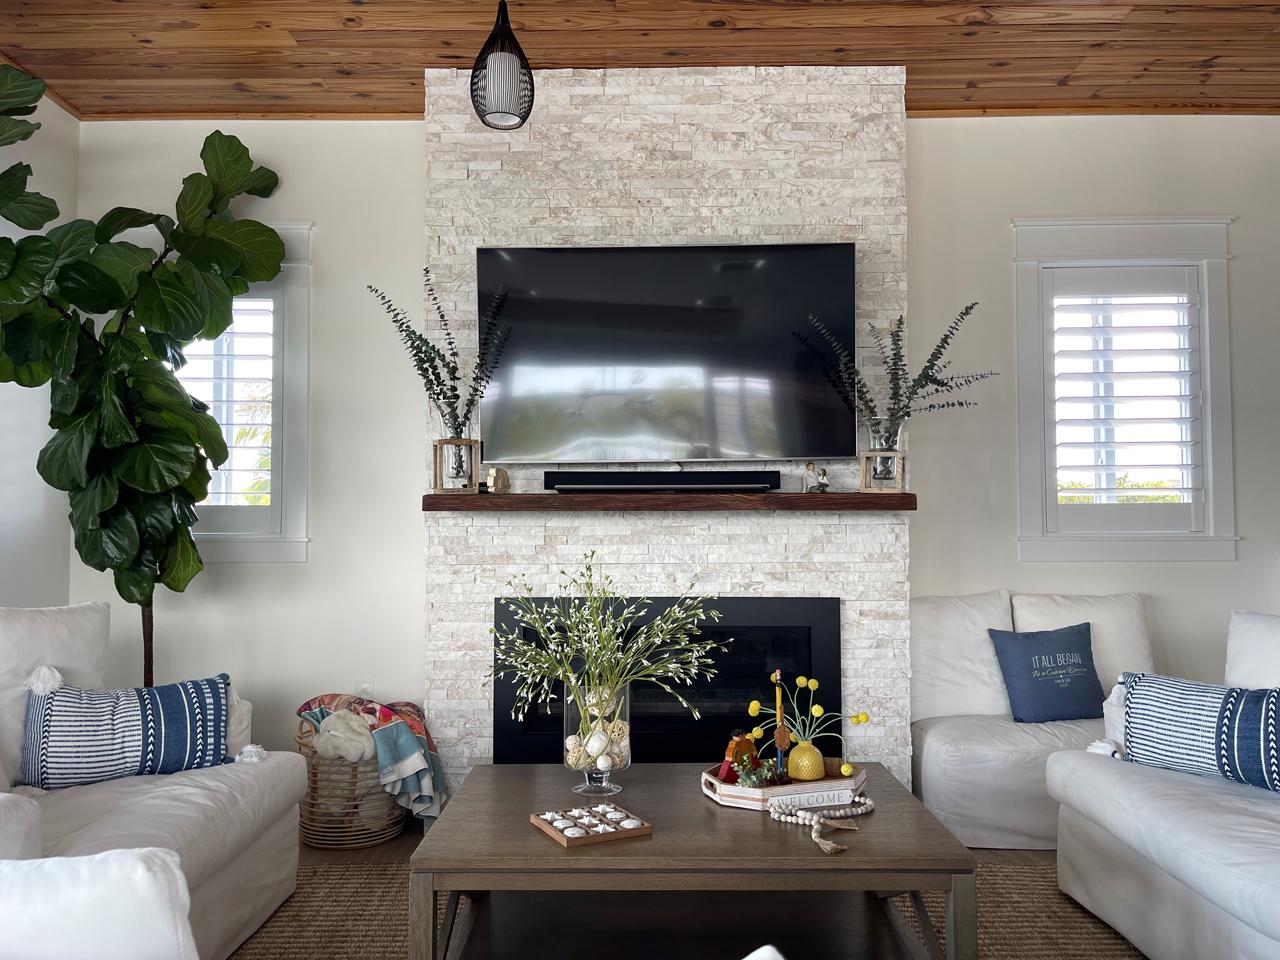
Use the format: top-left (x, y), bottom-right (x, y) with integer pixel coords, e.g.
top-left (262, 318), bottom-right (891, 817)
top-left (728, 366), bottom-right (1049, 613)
top-left (910, 590), bottom-right (1154, 848)
top-left (0, 603), bottom-right (307, 960)
top-left (1047, 610), bottom-right (1280, 960)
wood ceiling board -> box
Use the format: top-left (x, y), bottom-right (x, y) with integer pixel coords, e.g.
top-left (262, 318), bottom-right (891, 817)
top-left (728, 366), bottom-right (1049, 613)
top-left (3, 1), bottom-right (1280, 118)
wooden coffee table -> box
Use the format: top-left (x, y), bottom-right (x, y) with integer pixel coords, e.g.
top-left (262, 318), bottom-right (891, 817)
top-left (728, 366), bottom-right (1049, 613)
top-left (410, 762), bottom-right (976, 960)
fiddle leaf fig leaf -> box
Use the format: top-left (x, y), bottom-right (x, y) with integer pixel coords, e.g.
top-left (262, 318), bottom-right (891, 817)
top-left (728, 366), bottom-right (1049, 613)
top-left (0, 235), bottom-right (55, 304)
top-left (0, 116), bottom-right (39, 148)
top-left (152, 405), bottom-right (228, 467)
top-left (89, 241), bottom-right (156, 297)
top-left (159, 526), bottom-right (203, 592)
top-left (114, 429), bottom-right (197, 493)
top-left (74, 507), bottom-right (140, 572)
top-left (175, 261), bottom-right (232, 340)
top-left (94, 207), bottom-right (163, 244)
top-left (50, 374), bottom-right (78, 414)
top-left (130, 494), bottom-right (177, 544)
top-left (135, 265), bottom-right (203, 339)
top-left (0, 238), bottom-right (15, 278)
top-left (35, 408), bottom-right (99, 491)
top-left (69, 472), bottom-right (120, 531)
top-left (56, 260), bottom-right (128, 314)
top-left (241, 165), bottom-right (279, 199)
top-left (0, 162), bottom-right (30, 207)
top-left (112, 563), bottom-right (156, 605)
top-left (100, 374), bottom-right (138, 448)
top-left (47, 219), bottom-right (97, 269)
top-left (200, 131), bottom-right (253, 209)
top-left (175, 172), bottom-right (213, 233)
top-left (181, 457), bottom-right (212, 503)
top-left (0, 65), bottom-right (45, 115)
top-left (203, 219), bottom-right (284, 282)
top-left (1, 189), bottom-right (58, 230)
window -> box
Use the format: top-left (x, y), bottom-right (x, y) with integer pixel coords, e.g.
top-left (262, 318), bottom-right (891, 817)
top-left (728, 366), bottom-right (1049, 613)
top-left (175, 223), bottom-right (311, 562)
top-left (1014, 218), bottom-right (1236, 561)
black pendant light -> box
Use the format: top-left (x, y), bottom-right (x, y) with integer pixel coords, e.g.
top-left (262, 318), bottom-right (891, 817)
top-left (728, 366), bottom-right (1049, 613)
top-left (470, 0), bottom-right (534, 130)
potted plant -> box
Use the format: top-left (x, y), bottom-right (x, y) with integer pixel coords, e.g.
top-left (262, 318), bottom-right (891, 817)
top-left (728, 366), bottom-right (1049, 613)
top-left (491, 553), bottom-right (730, 795)
top-left (797, 305), bottom-right (996, 485)
top-left (368, 269), bottom-right (507, 491)
top-left (0, 64), bottom-right (284, 684)
top-left (746, 671), bottom-right (871, 782)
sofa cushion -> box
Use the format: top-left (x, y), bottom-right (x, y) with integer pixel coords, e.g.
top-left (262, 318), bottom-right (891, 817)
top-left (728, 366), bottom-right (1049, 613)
top-left (1226, 610), bottom-right (1280, 689)
top-left (37, 751), bottom-right (305, 890)
top-left (1012, 592), bottom-right (1154, 690)
top-left (1047, 749), bottom-right (1280, 944)
top-left (910, 590), bottom-right (1012, 722)
top-left (989, 622), bottom-right (1105, 723)
top-left (912, 713), bottom-right (1102, 848)
top-left (0, 847), bottom-right (198, 960)
top-left (0, 602), bottom-right (109, 789)
top-left (0, 791), bottom-right (40, 859)
top-left (21, 673), bottom-right (232, 790)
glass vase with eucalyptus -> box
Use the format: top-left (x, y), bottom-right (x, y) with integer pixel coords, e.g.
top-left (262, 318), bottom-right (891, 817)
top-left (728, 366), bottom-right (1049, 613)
top-left (863, 417), bottom-right (906, 483)
top-left (490, 553), bottom-right (730, 797)
top-left (564, 682), bottom-right (631, 796)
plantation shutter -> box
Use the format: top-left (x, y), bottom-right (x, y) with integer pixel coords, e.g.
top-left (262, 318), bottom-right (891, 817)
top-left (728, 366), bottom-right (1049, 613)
top-left (1045, 264), bottom-right (1203, 534)
top-left (175, 293), bottom-right (283, 535)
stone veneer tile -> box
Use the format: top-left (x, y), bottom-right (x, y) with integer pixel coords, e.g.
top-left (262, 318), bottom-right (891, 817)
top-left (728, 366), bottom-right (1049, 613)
top-left (423, 67), bottom-right (909, 791)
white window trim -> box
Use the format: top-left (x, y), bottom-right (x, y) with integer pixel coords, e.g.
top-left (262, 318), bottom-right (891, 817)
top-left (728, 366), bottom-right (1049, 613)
top-left (1014, 216), bottom-right (1236, 562)
top-left (196, 222), bottom-right (312, 563)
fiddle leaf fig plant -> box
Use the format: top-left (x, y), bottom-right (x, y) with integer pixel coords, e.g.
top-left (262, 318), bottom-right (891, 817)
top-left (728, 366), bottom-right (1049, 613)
top-left (0, 64), bottom-right (285, 683)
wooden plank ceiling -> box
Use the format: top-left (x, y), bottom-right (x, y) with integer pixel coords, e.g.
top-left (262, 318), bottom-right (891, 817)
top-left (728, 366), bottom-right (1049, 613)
top-left (3, 1), bottom-right (1280, 119)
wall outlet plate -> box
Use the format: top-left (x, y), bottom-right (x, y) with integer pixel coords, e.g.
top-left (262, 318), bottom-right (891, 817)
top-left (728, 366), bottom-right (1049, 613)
top-left (355, 679), bottom-right (375, 699)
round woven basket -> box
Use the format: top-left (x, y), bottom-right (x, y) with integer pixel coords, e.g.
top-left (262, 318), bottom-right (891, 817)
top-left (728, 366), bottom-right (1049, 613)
top-left (296, 720), bottom-right (407, 849)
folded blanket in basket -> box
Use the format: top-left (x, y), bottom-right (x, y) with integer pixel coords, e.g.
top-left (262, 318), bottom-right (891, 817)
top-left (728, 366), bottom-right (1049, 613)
top-left (297, 694), bottom-right (447, 817)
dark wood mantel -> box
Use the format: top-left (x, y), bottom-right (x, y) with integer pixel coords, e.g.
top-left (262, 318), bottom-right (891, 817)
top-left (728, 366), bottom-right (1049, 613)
top-left (422, 492), bottom-right (916, 512)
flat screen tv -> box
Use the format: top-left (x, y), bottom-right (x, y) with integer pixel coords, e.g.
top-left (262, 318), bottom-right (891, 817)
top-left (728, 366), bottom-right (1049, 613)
top-left (477, 242), bottom-right (856, 463)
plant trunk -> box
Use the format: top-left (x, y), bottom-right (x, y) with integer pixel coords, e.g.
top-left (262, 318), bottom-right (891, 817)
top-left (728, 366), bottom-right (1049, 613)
top-left (142, 602), bottom-right (154, 687)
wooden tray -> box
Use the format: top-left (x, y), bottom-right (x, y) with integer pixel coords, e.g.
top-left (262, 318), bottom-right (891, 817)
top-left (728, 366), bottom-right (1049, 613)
top-left (701, 758), bottom-right (868, 811)
top-left (530, 803), bottom-right (652, 848)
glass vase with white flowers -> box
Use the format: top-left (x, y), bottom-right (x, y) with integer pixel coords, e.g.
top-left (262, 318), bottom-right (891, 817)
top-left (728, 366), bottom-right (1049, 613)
top-left (491, 553), bottom-right (730, 795)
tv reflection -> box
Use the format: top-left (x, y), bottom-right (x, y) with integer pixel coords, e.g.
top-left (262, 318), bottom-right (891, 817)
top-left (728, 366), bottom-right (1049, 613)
top-left (483, 363), bottom-right (780, 462)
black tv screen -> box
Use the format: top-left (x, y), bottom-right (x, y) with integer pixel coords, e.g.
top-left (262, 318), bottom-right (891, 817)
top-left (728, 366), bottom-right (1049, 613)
top-left (477, 243), bottom-right (856, 463)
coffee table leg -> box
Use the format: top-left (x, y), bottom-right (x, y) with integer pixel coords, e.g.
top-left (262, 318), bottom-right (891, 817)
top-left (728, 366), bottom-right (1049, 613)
top-left (410, 872), bottom-right (436, 960)
top-left (945, 872), bottom-right (977, 960)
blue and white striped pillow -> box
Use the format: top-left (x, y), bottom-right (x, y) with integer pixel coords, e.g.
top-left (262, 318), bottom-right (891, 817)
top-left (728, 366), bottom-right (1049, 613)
top-left (19, 673), bottom-right (231, 790)
top-left (1122, 671), bottom-right (1280, 793)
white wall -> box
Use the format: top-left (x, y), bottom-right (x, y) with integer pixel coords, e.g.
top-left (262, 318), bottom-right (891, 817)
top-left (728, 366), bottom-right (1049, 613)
top-left (71, 121), bottom-right (427, 746)
top-left (0, 99), bottom-right (79, 607)
top-left (907, 116), bottom-right (1280, 684)
top-left (60, 112), bottom-right (1280, 749)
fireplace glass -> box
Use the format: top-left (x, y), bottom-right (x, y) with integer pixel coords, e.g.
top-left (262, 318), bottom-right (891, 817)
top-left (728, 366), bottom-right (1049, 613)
top-left (492, 597), bottom-right (840, 765)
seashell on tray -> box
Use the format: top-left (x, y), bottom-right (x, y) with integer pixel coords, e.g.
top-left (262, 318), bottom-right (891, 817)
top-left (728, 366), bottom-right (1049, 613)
top-left (605, 810), bottom-right (627, 821)
top-left (620, 818), bottom-right (643, 829)
top-left (563, 827), bottom-right (587, 838)
top-left (591, 824), bottom-right (615, 834)
top-left (552, 819), bottom-right (574, 829)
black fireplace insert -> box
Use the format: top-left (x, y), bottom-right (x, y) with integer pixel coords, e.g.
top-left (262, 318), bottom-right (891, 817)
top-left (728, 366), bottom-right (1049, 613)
top-left (492, 596), bottom-right (841, 765)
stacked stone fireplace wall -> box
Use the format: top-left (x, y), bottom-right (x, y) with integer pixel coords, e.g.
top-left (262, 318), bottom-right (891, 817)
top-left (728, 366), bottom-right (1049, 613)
top-left (422, 66), bottom-right (911, 789)
top-left (425, 510), bottom-right (912, 790)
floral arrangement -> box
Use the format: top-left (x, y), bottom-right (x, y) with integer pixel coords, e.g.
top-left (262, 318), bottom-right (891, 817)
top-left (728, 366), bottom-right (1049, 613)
top-left (745, 670), bottom-right (870, 779)
top-left (491, 553), bottom-right (730, 777)
top-left (368, 267), bottom-right (509, 440)
top-left (796, 304), bottom-right (997, 429)
top-left (730, 755), bottom-right (779, 789)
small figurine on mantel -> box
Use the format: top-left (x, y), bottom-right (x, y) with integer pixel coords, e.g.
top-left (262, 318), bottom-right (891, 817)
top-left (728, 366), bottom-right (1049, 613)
top-left (486, 466), bottom-right (511, 494)
top-left (802, 462), bottom-right (830, 493)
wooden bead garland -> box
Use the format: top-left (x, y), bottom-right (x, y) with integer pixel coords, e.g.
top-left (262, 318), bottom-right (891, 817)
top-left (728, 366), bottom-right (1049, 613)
top-left (769, 794), bottom-right (875, 855)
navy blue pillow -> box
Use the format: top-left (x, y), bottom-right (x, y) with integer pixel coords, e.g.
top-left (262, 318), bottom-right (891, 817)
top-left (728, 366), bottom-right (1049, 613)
top-left (988, 622), bottom-right (1105, 723)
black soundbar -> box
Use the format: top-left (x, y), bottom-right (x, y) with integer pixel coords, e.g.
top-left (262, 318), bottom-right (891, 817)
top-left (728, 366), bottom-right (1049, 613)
top-left (543, 470), bottom-right (781, 494)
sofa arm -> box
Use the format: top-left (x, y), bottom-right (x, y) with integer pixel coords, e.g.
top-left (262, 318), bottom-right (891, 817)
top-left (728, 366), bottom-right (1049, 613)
top-left (226, 689), bottom-right (254, 757)
top-left (0, 848), bottom-right (198, 960)
top-left (0, 792), bottom-right (40, 859)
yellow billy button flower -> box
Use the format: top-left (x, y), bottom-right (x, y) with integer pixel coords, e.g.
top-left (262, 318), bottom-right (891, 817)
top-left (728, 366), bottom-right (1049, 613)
top-left (789, 731), bottom-right (798, 744)
top-left (811, 704), bottom-right (825, 718)
top-left (807, 678), bottom-right (819, 691)
top-left (795, 675), bottom-right (808, 688)
top-left (752, 727), bottom-right (765, 740)
top-left (840, 763), bottom-right (854, 777)
top-left (748, 700), bottom-right (761, 717)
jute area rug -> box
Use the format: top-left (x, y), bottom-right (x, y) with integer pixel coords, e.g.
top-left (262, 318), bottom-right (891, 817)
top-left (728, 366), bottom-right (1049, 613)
top-left (231, 861), bottom-right (1144, 960)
